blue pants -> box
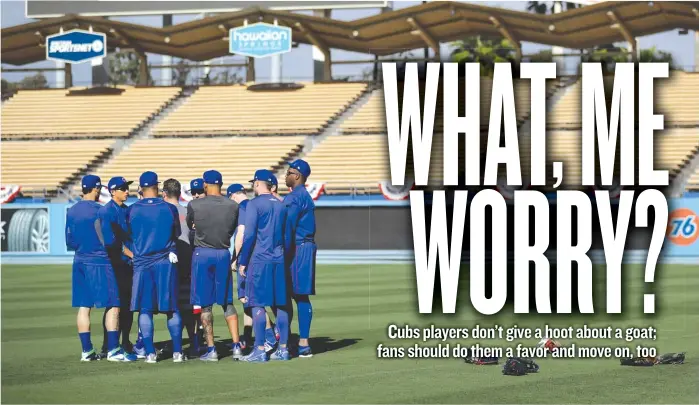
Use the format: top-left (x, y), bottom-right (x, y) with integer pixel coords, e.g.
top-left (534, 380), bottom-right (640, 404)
top-left (290, 242), bottom-right (317, 296)
top-left (131, 257), bottom-right (178, 313)
top-left (72, 258), bottom-right (120, 308)
top-left (191, 247), bottom-right (232, 307)
top-left (245, 260), bottom-right (287, 308)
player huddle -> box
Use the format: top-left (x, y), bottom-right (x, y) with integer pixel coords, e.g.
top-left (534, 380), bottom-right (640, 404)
top-left (66, 160), bottom-right (317, 363)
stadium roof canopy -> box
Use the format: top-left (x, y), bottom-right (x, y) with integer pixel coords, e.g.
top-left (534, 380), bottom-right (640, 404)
top-left (3, 0), bottom-right (699, 65)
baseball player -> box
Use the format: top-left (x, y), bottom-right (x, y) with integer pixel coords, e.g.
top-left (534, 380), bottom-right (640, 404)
top-left (284, 160), bottom-right (317, 357)
top-left (187, 170), bottom-right (242, 361)
top-left (238, 169), bottom-right (290, 362)
top-left (128, 171), bottom-right (184, 363)
top-left (67, 175), bottom-right (135, 362)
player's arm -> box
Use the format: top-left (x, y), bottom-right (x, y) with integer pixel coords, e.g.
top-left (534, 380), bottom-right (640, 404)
top-left (234, 202), bottom-right (246, 260)
top-left (186, 202), bottom-right (195, 230)
top-left (284, 197), bottom-right (301, 257)
top-left (170, 204), bottom-right (181, 241)
top-left (234, 224), bottom-right (245, 259)
top-left (97, 207), bottom-right (119, 256)
top-left (238, 202), bottom-right (259, 275)
top-left (65, 212), bottom-right (78, 251)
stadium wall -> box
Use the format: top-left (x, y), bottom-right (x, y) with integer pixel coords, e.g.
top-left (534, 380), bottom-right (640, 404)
top-left (1, 199), bottom-right (698, 265)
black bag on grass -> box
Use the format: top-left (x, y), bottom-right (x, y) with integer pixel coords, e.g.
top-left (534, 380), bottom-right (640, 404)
top-left (502, 357), bottom-right (539, 376)
top-left (656, 352), bottom-right (685, 364)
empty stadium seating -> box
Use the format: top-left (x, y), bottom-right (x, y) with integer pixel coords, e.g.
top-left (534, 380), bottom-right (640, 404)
top-left (152, 83), bottom-right (367, 136)
top-left (285, 132), bottom-right (476, 194)
top-left (516, 128), bottom-right (699, 189)
top-left (87, 136), bottom-right (306, 192)
top-left (547, 71), bottom-right (699, 129)
top-left (687, 166), bottom-right (699, 192)
top-left (1, 139), bottom-right (114, 194)
top-left (339, 79), bottom-right (563, 134)
top-left (1, 86), bottom-right (181, 139)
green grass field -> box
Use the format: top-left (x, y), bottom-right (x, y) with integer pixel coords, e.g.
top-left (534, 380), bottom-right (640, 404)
top-left (2, 263), bottom-right (698, 404)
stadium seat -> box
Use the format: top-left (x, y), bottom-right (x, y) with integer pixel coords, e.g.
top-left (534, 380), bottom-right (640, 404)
top-left (339, 79), bottom-right (562, 135)
top-left (279, 132), bottom-right (473, 194)
top-left (85, 136), bottom-right (306, 193)
top-left (1, 86), bottom-right (181, 139)
top-left (547, 71), bottom-right (699, 129)
top-left (517, 128), bottom-right (699, 189)
top-left (0, 139), bottom-right (114, 194)
top-left (687, 166), bottom-right (699, 192)
top-left (151, 83), bottom-right (367, 136)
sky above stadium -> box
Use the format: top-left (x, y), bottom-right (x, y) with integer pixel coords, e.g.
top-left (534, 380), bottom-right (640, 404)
top-left (1, 0), bottom-right (696, 86)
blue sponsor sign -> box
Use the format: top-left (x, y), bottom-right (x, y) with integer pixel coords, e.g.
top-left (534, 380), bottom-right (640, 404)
top-left (229, 22), bottom-right (292, 58)
top-left (46, 29), bottom-right (107, 64)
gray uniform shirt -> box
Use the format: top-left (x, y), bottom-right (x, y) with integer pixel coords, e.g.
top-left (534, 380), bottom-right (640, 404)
top-left (175, 204), bottom-right (190, 245)
top-left (186, 195), bottom-right (239, 249)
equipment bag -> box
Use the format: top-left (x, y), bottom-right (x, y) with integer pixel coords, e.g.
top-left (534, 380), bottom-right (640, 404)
top-left (502, 357), bottom-right (539, 376)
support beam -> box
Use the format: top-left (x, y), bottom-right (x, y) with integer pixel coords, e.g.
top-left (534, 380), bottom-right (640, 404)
top-left (108, 27), bottom-right (145, 55)
top-left (607, 10), bottom-right (637, 62)
top-left (246, 57), bottom-right (255, 83)
top-left (295, 21), bottom-right (332, 81)
top-left (489, 15), bottom-right (522, 61)
top-left (138, 52), bottom-right (148, 86)
top-left (64, 63), bottom-right (72, 88)
top-left (406, 17), bottom-right (440, 61)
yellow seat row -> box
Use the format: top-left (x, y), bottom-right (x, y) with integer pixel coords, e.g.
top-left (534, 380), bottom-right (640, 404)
top-left (0, 139), bottom-right (114, 194)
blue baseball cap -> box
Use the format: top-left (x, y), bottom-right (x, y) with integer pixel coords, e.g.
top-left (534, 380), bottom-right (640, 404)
top-left (289, 159), bottom-right (311, 178)
top-left (190, 178), bottom-right (204, 192)
top-left (139, 171), bottom-right (160, 187)
top-left (227, 183), bottom-right (245, 197)
top-left (81, 174), bottom-right (103, 190)
top-left (203, 170), bottom-right (222, 185)
top-left (249, 169), bottom-right (277, 185)
top-left (108, 176), bottom-right (133, 190)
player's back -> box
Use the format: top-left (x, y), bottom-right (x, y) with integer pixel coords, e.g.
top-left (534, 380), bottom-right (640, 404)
top-left (128, 197), bottom-right (179, 262)
top-left (247, 194), bottom-right (286, 263)
top-left (189, 195), bottom-right (238, 249)
top-left (66, 200), bottom-right (109, 261)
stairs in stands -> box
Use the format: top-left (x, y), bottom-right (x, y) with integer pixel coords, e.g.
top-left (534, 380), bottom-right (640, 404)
top-left (272, 83), bottom-right (378, 174)
top-left (669, 130), bottom-right (699, 197)
top-left (57, 87), bottom-right (199, 199)
top-left (517, 75), bottom-right (580, 135)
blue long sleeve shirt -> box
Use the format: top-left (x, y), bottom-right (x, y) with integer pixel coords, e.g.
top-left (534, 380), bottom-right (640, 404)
top-left (127, 197), bottom-right (180, 265)
top-left (98, 199), bottom-right (131, 263)
top-left (238, 193), bottom-right (286, 267)
top-left (283, 186), bottom-right (316, 253)
top-left (65, 200), bottom-right (109, 261)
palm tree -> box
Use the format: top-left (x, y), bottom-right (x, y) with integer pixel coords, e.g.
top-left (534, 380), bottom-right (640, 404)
top-left (526, 1), bottom-right (579, 15)
top-left (450, 36), bottom-right (517, 77)
top-left (639, 46), bottom-right (674, 66)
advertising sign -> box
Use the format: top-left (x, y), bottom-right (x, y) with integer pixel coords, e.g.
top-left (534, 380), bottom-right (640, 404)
top-left (229, 23), bottom-right (292, 58)
top-left (1, 207), bottom-right (50, 253)
top-left (663, 198), bottom-right (699, 257)
top-left (46, 29), bottom-right (107, 64)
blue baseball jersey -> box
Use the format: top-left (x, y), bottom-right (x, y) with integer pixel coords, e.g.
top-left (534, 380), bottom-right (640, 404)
top-left (98, 199), bottom-right (131, 262)
top-left (238, 193), bottom-right (286, 267)
top-left (127, 197), bottom-right (180, 264)
top-left (283, 186), bottom-right (316, 251)
top-left (65, 200), bottom-right (109, 260)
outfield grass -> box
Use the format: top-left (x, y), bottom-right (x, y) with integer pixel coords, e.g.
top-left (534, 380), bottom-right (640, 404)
top-left (2, 263), bottom-right (698, 404)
